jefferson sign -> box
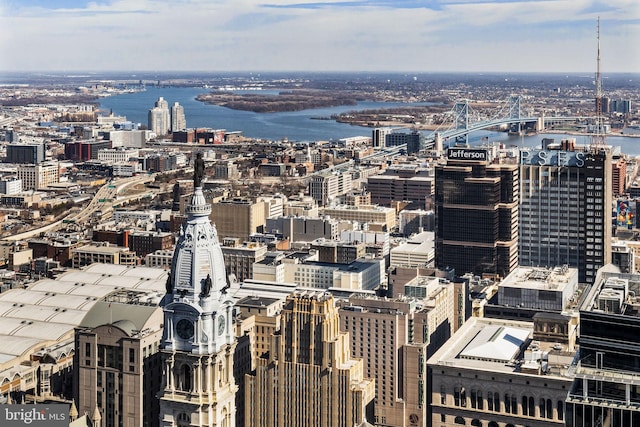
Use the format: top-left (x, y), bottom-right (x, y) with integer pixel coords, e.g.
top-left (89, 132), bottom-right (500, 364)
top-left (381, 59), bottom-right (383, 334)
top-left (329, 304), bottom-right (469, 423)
top-left (447, 148), bottom-right (488, 161)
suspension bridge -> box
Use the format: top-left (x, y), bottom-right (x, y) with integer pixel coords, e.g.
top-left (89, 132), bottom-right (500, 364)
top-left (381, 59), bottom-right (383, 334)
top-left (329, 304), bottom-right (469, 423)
top-left (423, 95), bottom-right (589, 149)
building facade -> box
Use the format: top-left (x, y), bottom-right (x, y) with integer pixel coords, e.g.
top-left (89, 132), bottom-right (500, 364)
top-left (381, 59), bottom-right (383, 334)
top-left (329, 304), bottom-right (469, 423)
top-left (244, 291), bottom-right (375, 427)
top-left (74, 291), bottom-right (164, 427)
top-left (17, 161), bottom-right (59, 190)
top-left (338, 293), bottom-right (444, 427)
top-left (148, 97), bottom-right (170, 136)
top-left (170, 102), bottom-right (186, 132)
top-left (435, 149), bottom-right (519, 278)
top-left (5, 143), bottom-right (45, 164)
top-left (566, 269), bottom-right (640, 426)
top-left (209, 199), bottom-right (266, 242)
top-left (429, 317), bottom-right (574, 427)
top-left (519, 148), bottom-right (612, 283)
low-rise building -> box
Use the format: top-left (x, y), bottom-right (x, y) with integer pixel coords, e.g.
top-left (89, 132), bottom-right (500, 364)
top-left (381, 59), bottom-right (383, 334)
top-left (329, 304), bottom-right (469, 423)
top-left (71, 243), bottom-right (138, 268)
top-left (429, 317), bottom-right (574, 427)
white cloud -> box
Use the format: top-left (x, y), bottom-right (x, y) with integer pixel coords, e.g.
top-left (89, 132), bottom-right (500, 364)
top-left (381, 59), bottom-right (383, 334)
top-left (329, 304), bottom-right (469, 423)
top-left (0, 0), bottom-right (637, 72)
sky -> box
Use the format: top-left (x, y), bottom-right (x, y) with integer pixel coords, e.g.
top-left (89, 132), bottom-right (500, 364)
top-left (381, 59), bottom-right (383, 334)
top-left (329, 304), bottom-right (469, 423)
top-left (0, 0), bottom-right (638, 73)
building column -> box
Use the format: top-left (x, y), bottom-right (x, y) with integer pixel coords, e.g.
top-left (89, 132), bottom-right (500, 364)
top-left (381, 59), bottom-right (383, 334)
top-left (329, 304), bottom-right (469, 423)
top-left (193, 358), bottom-right (201, 395)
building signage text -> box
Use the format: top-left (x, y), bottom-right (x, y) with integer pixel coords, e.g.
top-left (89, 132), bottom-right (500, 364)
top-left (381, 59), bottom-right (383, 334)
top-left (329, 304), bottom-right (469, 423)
top-left (447, 149), bottom-right (488, 161)
top-left (520, 150), bottom-right (585, 167)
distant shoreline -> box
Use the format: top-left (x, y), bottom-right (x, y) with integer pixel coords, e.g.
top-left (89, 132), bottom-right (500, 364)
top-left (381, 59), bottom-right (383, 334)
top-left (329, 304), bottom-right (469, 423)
top-left (539, 130), bottom-right (640, 139)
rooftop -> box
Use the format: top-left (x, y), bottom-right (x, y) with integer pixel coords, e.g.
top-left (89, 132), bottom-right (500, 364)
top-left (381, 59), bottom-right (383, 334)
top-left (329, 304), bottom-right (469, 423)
top-left (428, 317), bottom-right (575, 378)
top-left (0, 263), bottom-right (167, 368)
top-left (500, 265), bottom-right (578, 291)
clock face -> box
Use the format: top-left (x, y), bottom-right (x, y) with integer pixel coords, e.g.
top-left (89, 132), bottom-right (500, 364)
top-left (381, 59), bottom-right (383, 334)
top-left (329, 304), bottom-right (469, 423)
top-left (217, 315), bottom-right (225, 336)
top-left (176, 318), bottom-right (194, 340)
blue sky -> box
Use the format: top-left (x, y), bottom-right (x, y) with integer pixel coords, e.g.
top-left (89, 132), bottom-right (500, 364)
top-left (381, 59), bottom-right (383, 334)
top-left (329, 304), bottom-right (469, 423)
top-left (0, 0), bottom-right (638, 73)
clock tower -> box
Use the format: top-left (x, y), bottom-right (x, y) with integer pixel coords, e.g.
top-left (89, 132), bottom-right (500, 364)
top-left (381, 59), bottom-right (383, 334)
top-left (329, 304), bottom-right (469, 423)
top-left (159, 154), bottom-right (237, 427)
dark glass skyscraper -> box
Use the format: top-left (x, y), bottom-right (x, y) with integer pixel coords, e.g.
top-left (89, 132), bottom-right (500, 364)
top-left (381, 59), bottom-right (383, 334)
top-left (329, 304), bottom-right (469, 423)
top-left (435, 148), bottom-right (519, 278)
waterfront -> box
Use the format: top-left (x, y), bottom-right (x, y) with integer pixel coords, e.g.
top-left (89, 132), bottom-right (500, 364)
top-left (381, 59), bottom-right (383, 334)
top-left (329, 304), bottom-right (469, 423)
top-left (99, 86), bottom-right (640, 154)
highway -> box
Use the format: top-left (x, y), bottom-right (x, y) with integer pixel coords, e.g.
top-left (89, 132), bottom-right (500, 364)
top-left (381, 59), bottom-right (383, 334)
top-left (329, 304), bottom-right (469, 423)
top-left (2, 174), bottom-right (156, 241)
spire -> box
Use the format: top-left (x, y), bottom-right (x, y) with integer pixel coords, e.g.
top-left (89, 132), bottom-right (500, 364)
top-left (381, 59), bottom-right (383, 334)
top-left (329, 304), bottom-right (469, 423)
top-left (69, 400), bottom-right (78, 421)
top-left (91, 406), bottom-right (101, 427)
top-left (591, 16), bottom-right (606, 149)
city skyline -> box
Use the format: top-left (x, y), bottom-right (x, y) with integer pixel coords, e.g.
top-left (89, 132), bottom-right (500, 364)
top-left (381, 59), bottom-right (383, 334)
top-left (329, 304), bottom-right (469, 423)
top-left (1, 0), bottom-right (638, 74)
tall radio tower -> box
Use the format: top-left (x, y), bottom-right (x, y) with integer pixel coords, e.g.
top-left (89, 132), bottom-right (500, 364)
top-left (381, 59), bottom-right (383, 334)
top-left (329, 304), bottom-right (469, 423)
top-left (591, 16), bottom-right (606, 149)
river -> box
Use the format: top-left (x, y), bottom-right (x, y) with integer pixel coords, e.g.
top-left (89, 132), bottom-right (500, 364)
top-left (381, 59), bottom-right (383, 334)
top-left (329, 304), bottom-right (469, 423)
top-left (99, 86), bottom-right (640, 155)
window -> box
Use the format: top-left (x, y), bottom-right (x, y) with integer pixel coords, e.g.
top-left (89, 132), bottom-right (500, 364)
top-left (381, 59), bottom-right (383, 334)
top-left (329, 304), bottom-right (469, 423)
top-left (471, 420), bottom-right (482, 427)
top-left (440, 385), bottom-right (446, 405)
top-left (455, 387), bottom-right (466, 407)
top-left (85, 342), bottom-right (91, 358)
top-left (179, 364), bottom-right (192, 392)
top-left (471, 389), bottom-right (483, 409)
top-left (522, 395), bottom-right (535, 416)
top-left (557, 400), bottom-right (564, 420)
top-left (129, 348), bottom-right (135, 364)
top-left (454, 416), bottom-right (466, 425)
top-left (488, 391), bottom-right (499, 411)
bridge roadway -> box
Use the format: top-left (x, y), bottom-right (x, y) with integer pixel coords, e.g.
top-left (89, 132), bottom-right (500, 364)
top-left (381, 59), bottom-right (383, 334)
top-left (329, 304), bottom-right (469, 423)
top-left (425, 115), bottom-right (589, 145)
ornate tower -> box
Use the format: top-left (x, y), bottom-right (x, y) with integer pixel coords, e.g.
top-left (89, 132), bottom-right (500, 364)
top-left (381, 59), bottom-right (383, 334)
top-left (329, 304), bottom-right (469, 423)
top-left (159, 154), bottom-right (237, 427)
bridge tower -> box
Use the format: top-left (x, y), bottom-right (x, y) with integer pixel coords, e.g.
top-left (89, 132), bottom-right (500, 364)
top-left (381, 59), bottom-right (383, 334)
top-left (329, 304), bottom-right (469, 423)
top-left (509, 95), bottom-right (522, 134)
top-left (453, 101), bottom-right (469, 145)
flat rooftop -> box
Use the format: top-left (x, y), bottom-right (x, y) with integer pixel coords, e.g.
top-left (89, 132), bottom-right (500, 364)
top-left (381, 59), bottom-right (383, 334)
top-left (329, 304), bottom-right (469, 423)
top-left (500, 265), bottom-right (578, 291)
top-left (428, 317), bottom-right (573, 378)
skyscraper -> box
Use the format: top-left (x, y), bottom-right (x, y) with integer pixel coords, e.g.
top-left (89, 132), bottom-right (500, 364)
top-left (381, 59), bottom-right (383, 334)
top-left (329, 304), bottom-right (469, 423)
top-left (519, 147), bottom-right (611, 283)
top-left (148, 97), bottom-right (170, 135)
top-left (158, 166), bottom-right (237, 427)
top-left (244, 291), bottom-right (375, 427)
top-left (566, 269), bottom-right (640, 425)
top-left (171, 102), bottom-right (186, 132)
top-left (435, 148), bottom-right (519, 278)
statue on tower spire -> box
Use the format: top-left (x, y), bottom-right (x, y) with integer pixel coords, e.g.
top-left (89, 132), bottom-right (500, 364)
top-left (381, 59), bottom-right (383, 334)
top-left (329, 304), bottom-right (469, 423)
top-left (194, 151), bottom-right (205, 188)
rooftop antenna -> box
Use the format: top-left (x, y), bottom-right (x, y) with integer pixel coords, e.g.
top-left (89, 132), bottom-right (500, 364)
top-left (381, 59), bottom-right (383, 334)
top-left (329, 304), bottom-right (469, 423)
top-left (591, 16), bottom-right (606, 150)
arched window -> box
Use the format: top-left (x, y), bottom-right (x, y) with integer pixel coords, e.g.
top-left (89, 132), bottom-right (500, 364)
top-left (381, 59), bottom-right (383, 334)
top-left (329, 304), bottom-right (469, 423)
top-left (506, 424), bottom-right (515, 427)
top-left (488, 422), bottom-right (499, 427)
top-left (471, 419), bottom-right (482, 427)
top-left (179, 364), bottom-right (192, 392)
top-left (529, 396), bottom-right (535, 416)
top-left (471, 389), bottom-right (484, 409)
top-left (505, 393), bottom-right (518, 414)
top-left (557, 400), bottom-right (564, 420)
top-left (522, 395), bottom-right (528, 415)
top-left (471, 389), bottom-right (482, 409)
top-left (492, 392), bottom-right (500, 411)
top-left (455, 387), bottom-right (466, 407)
top-left (540, 398), bottom-right (547, 418)
top-left (546, 398), bottom-right (553, 419)
top-left (454, 416), bottom-right (466, 425)
top-left (440, 385), bottom-right (446, 405)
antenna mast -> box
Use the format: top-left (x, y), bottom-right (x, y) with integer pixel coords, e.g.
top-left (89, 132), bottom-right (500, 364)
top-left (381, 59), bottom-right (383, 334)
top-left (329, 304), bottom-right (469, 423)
top-left (591, 16), bottom-right (606, 149)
